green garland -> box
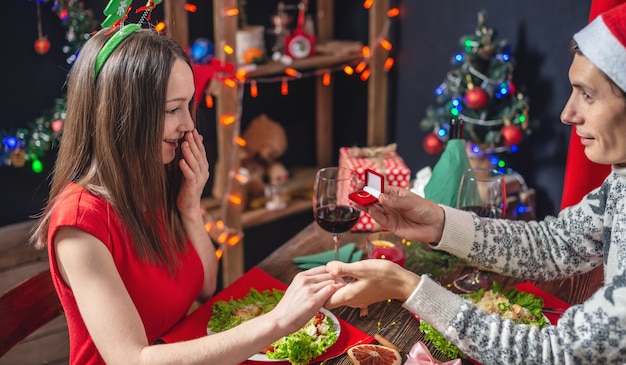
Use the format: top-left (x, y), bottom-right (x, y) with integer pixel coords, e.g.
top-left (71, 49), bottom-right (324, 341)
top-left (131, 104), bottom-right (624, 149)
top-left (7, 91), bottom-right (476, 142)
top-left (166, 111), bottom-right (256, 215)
top-left (405, 241), bottom-right (464, 280)
top-left (0, 0), bottom-right (97, 172)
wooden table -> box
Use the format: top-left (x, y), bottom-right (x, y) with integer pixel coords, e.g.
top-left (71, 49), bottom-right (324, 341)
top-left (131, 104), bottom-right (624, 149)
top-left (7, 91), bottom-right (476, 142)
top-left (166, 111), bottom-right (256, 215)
top-left (257, 222), bottom-right (604, 364)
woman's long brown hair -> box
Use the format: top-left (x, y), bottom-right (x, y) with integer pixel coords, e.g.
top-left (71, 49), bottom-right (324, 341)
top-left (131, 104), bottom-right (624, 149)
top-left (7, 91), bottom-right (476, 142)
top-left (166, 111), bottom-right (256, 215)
top-left (33, 28), bottom-right (195, 273)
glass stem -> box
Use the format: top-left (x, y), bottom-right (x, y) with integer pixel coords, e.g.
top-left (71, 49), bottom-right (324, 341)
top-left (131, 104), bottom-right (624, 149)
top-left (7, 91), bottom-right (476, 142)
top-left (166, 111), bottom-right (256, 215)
top-left (332, 234), bottom-right (340, 260)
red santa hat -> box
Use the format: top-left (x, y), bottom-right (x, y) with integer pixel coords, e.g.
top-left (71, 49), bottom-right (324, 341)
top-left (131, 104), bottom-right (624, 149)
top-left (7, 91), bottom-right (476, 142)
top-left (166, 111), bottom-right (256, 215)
top-left (573, 2), bottom-right (626, 92)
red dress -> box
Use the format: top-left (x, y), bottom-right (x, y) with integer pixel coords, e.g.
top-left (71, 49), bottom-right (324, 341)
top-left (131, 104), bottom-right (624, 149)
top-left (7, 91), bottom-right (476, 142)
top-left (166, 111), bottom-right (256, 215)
top-left (47, 183), bottom-right (204, 364)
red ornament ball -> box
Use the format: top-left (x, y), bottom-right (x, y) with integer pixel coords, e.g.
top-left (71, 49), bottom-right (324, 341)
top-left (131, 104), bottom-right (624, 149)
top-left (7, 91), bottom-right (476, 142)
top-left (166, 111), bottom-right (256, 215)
top-left (464, 87), bottom-right (489, 110)
top-left (423, 133), bottom-right (445, 155)
top-left (507, 81), bottom-right (517, 95)
top-left (34, 37), bottom-right (50, 55)
top-left (501, 125), bottom-right (523, 146)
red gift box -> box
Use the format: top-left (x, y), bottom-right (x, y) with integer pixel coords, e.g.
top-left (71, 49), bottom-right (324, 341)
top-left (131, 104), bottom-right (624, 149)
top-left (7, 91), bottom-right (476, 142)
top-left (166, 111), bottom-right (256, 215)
top-left (339, 144), bottom-right (411, 231)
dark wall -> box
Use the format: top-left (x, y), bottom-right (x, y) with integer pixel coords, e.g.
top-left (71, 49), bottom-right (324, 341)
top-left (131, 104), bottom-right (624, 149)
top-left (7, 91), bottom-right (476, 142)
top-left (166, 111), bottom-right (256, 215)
top-left (393, 2), bottom-right (591, 218)
top-left (1, 0), bottom-right (592, 225)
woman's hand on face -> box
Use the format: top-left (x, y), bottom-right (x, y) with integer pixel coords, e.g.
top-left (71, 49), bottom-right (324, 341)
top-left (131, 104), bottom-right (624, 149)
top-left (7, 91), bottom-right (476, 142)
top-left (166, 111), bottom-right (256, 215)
top-left (323, 260), bottom-right (420, 309)
top-left (267, 266), bottom-right (345, 335)
top-left (364, 186), bottom-right (445, 244)
top-left (177, 129), bottom-right (210, 215)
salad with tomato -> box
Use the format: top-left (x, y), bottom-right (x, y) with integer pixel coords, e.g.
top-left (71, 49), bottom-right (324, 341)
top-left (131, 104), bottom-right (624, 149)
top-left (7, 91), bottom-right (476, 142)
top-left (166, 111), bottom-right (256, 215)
top-left (420, 283), bottom-right (548, 360)
top-left (207, 288), bottom-right (338, 365)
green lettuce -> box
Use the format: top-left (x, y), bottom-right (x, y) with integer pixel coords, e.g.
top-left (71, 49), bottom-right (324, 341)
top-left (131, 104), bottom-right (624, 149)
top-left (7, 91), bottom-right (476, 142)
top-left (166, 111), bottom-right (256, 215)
top-left (420, 321), bottom-right (467, 359)
top-left (266, 315), bottom-right (338, 365)
top-left (207, 288), bottom-right (284, 332)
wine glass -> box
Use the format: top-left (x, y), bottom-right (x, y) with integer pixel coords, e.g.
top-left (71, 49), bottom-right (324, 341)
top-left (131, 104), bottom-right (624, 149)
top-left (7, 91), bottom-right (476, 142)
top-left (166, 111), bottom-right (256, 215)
top-left (453, 167), bottom-right (506, 293)
top-left (313, 167), bottom-right (360, 260)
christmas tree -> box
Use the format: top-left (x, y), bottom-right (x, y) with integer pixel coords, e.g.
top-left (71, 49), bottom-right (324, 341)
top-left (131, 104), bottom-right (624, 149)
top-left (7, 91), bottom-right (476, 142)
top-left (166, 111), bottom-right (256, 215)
top-left (420, 10), bottom-right (533, 158)
top-left (0, 0), bottom-right (98, 171)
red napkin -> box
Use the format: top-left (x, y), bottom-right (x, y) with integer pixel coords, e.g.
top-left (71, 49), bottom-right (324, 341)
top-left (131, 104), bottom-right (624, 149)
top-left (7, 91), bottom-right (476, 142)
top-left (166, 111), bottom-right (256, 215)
top-left (159, 267), bottom-right (373, 364)
top-left (513, 281), bottom-right (570, 325)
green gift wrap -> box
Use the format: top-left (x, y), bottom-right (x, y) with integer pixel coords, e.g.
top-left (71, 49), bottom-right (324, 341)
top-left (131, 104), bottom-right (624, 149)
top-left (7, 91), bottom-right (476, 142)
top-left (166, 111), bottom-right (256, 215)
top-left (423, 139), bottom-right (472, 208)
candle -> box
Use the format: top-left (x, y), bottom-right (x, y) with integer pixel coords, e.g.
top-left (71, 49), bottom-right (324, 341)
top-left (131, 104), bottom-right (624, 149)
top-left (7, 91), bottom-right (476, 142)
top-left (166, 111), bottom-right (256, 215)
top-left (369, 239), bottom-right (405, 266)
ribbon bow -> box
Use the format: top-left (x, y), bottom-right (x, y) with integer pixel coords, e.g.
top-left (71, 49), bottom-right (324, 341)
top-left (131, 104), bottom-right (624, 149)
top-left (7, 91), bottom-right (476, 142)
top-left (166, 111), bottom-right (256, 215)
top-left (102, 0), bottom-right (163, 28)
top-left (349, 143), bottom-right (397, 158)
top-left (404, 341), bottom-right (461, 365)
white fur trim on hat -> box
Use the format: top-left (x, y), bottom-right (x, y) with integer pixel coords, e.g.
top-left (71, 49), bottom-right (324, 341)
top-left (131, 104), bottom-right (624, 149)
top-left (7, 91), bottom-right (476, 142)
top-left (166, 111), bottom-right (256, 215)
top-left (574, 12), bottom-right (626, 93)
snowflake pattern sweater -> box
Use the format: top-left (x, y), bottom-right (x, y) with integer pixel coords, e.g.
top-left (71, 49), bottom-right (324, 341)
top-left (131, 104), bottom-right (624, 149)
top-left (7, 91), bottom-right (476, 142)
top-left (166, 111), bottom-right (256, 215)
top-left (403, 166), bottom-right (626, 364)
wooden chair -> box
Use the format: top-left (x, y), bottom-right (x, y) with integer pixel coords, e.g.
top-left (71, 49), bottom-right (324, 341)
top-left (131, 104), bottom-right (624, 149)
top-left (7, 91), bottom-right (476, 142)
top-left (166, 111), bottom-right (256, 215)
top-left (0, 269), bottom-right (63, 358)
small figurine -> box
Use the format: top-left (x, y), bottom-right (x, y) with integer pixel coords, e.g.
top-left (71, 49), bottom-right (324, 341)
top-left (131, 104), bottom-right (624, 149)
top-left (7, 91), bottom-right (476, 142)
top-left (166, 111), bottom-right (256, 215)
top-left (239, 114), bottom-right (289, 201)
top-left (265, 163), bottom-right (288, 211)
top-left (269, 2), bottom-right (292, 57)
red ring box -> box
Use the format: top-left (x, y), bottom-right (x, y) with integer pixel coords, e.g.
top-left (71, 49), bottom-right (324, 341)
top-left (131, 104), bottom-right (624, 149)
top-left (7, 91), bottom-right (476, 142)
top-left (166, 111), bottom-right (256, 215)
top-left (349, 169), bottom-right (384, 206)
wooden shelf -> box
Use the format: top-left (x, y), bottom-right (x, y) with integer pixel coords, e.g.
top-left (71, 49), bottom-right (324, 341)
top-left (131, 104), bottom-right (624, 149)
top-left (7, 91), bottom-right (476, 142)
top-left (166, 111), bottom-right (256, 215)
top-left (201, 197), bottom-right (312, 230)
top-left (246, 42), bottom-right (363, 78)
top-left (201, 167), bottom-right (316, 230)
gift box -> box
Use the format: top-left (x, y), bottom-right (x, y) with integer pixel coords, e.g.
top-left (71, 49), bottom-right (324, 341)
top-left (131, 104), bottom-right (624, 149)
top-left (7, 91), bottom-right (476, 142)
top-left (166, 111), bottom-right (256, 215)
top-left (339, 143), bottom-right (411, 231)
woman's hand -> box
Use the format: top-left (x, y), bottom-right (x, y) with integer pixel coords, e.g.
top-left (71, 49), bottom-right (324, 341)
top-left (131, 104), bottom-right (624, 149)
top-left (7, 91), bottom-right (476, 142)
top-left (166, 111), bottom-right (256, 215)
top-left (176, 129), bottom-right (217, 300)
top-left (267, 266), bottom-right (345, 335)
top-left (364, 186), bottom-right (445, 244)
top-left (323, 260), bottom-right (421, 309)
top-left (177, 129), bottom-right (209, 217)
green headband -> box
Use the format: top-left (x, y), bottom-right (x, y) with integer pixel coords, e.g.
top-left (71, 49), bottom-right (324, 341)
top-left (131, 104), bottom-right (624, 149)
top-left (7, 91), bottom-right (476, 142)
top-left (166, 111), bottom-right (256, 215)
top-left (94, 23), bottom-right (141, 77)
top-left (93, 0), bottom-right (163, 77)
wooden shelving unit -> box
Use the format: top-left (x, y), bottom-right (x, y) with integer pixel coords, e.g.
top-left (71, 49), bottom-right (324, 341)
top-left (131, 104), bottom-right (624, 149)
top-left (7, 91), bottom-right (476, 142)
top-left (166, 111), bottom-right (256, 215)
top-left (164, 0), bottom-right (389, 285)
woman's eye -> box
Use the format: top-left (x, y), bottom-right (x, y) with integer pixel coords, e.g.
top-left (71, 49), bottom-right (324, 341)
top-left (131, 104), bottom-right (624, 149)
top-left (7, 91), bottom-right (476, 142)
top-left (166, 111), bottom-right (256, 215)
top-left (166, 107), bottom-right (180, 114)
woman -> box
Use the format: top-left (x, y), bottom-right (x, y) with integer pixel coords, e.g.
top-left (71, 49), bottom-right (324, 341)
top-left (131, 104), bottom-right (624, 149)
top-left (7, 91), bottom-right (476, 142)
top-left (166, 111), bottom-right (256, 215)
top-left (325, 3), bottom-right (626, 364)
top-left (33, 26), bottom-right (342, 365)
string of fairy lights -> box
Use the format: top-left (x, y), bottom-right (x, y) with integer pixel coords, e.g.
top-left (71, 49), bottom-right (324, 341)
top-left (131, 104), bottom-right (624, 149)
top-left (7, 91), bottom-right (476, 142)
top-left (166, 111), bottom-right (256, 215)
top-left (1, 0), bottom-right (397, 178)
top-left (202, 3), bottom-right (396, 103)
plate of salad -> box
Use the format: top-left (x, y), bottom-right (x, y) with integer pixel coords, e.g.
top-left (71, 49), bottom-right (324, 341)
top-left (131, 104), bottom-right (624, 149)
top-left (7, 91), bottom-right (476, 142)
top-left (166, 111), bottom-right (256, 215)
top-left (419, 282), bottom-right (548, 360)
top-left (207, 288), bottom-right (340, 364)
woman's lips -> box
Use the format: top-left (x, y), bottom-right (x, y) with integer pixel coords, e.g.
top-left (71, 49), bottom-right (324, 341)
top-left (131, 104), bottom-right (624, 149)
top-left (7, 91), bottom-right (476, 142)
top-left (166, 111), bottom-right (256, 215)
top-left (164, 139), bottom-right (178, 149)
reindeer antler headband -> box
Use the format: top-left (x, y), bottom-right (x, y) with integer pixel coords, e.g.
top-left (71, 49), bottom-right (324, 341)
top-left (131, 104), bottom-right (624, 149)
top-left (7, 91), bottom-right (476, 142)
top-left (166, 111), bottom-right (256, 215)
top-left (94, 0), bottom-right (162, 77)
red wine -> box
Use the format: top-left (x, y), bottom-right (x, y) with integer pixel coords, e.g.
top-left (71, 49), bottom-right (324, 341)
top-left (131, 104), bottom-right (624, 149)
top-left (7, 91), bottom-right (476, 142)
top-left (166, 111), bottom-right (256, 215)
top-left (315, 205), bottom-right (360, 233)
top-left (461, 205), bottom-right (502, 218)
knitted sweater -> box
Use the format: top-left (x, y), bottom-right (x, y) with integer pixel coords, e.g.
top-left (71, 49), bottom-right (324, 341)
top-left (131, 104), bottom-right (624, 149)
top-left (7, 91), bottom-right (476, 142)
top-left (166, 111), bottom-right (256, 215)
top-left (403, 166), bottom-right (626, 364)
